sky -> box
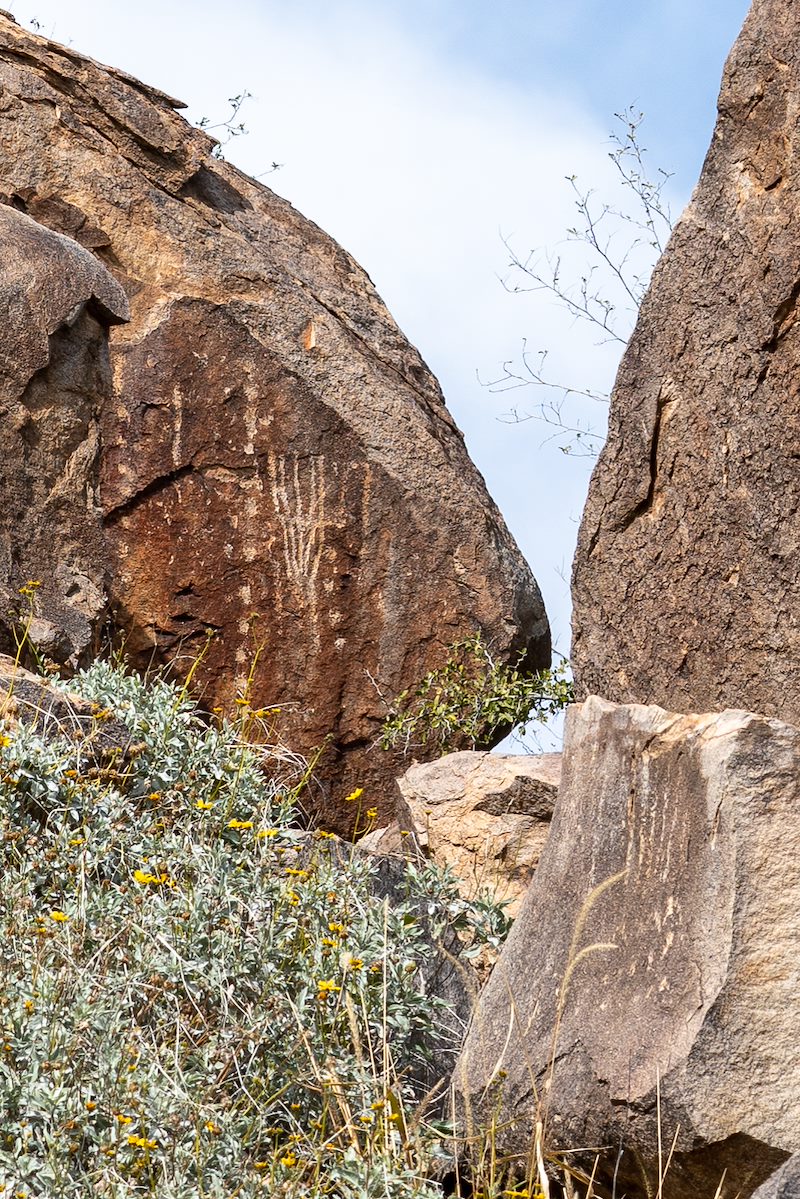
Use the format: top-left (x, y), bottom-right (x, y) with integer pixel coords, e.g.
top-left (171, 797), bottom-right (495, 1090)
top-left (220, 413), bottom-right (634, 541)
top-left (6, 0), bottom-right (752, 678)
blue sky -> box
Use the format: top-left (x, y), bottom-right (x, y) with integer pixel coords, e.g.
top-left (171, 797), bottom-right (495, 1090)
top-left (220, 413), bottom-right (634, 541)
top-left (8, 0), bottom-right (752, 681)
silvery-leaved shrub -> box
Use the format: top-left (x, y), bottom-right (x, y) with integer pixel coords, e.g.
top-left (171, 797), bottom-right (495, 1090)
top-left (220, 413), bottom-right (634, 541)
top-left (0, 660), bottom-right (504, 1197)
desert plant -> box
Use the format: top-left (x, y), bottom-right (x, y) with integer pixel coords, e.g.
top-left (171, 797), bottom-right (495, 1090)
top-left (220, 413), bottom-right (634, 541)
top-left (488, 108), bottom-right (674, 455)
top-left (380, 635), bottom-right (573, 758)
top-left (0, 659), bottom-right (509, 1197)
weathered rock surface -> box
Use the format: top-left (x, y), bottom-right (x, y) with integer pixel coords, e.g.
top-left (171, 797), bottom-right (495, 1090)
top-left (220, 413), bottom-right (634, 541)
top-left (395, 750), bottom-right (559, 915)
top-left (0, 14), bottom-right (549, 833)
top-left (0, 204), bottom-right (128, 664)
top-left (455, 696), bottom-right (800, 1199)
top-left (0, 653), bottom-right (134, 769)
top-left (753, 1157), bottom-right (800, 1199)
top-left (572, 0), bottom-right (800, 722)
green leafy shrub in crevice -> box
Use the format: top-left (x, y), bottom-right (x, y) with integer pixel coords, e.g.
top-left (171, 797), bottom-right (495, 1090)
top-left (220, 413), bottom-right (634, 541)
top-left (381, 634), bottom-right (573, 758)
top-left (0, 660), bottom-right (504, 1198)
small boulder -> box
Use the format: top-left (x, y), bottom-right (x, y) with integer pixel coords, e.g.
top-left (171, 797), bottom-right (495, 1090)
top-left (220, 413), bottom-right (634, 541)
top-left (395, 751), bottom-right (559, 915)
top-left (455, 697), bottom-right (800, 1199)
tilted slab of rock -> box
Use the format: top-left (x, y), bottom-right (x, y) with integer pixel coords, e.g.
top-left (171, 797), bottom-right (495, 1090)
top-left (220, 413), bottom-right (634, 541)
top-left (0, 204), bottom-right (128, 663)
top-left (572, 0), bottom-right (800, 721)
top-left (0, 653), bottom-right (136, 788)
top-left (753, 1157), bottom-right (800, 1199)
top-left (0, 14), bottom-right (549, 833)
top-left (455, 696), bottom-right (800, 1199)
top-left (395, 750), bottom-right (560, 916)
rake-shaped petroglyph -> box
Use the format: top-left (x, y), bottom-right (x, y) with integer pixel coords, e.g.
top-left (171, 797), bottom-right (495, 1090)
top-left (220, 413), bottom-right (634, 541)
top-left (267, 452), bottom-right (328, 615)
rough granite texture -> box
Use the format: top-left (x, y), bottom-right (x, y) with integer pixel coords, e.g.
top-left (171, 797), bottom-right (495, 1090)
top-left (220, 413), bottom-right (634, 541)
top-left (0, 204), bottom-right (128, 662)
top-left (754, 1157), bottom-right (800, 1199)
top-left (455, 697), bottom-right (800, 1199)
top-left (0, 13), bottom-right (549, 832)
top-left (572, 0), bottom-right (800, 721)
top-left (395, 750), bottom-right (559, 915)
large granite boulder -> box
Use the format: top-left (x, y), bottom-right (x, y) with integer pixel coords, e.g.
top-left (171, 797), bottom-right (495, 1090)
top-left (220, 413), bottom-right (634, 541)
top-left (0, 14), bottom-right (549, 833)
top-left (572, 0), bottom-right (800, 722)
top-left (455, 696), bottom-right (800, 1199)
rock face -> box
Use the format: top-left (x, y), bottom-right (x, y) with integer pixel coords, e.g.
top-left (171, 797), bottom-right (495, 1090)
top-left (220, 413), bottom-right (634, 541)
top-left (754, 1157), bottom-right (800, 1199)
top-left (0, 652), bottom-right (133, 767)
top-left (0, 204), bottom-right (128, 663)
top-left (395, 750), bottom-right (559, 915)
top-left (0, 14), bottom-right (549, 833)
top-left (572, 0), bottom-right (800, 721)
top-left (455, 696), bottom-right (800, 1199)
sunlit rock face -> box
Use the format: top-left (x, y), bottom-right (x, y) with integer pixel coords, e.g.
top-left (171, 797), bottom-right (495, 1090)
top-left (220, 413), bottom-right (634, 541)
top-left (572, 0), bottom-right (800, 724)
top-left (0, 13), bottom-right (548, 832)
top-left (455, 696), bottom-right (800, 1199)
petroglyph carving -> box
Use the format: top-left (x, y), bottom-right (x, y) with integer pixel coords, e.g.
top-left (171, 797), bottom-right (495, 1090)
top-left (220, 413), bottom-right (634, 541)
top-left (267, 452), bottom-right (327, 614)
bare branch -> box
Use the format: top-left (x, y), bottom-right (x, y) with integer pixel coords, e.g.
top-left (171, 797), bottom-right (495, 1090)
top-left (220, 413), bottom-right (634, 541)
top-left (489, 109), bottom-right (674, 456)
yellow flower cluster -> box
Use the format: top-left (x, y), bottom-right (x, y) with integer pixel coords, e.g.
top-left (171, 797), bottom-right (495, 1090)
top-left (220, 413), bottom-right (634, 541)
top-left (127, 1134), bottom-right (157, 1150)
top-left (133, 869), bottom-right (174, 887)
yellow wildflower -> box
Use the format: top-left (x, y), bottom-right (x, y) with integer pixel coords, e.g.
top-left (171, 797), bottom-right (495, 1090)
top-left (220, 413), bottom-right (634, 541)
top-left (365, 807), bottom-right (378, 820)
top-left (344, 787), bottom-right (363, 803)
top-left (317, 978), bottom-right (340, 995)
top-left (127, 1134), bottom-right (157, 1149)
top-left (328, 921), bottom-right (346, 936)
top-left (115, 1113), bottom-right (133, 1125)
top-left (195, 799), bottom-right (214, 810)
top-left (254, 1161), bottom-right (269, 1171)
top-left (280, 1152), bottom-right (297, 1168)
top-left (284, 867), bottom-right (308, 878)
top-left (227, 819), bottom-right (253, 830)
top-left (49, 910), bottom-right (68, 923)
top-left (286, 890), bottom-right (300, 906)
top-left (133, 869), bottom-right (155, 885)
top-left (85, 1101), bottom-right (97, 1112)
top-left (204, 1120), bottom-right (220, 1134)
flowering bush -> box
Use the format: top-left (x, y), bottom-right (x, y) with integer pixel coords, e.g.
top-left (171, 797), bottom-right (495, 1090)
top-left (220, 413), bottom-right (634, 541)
top-left (0, 661), bottom-right (501, 1197)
